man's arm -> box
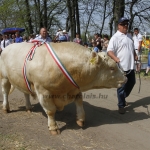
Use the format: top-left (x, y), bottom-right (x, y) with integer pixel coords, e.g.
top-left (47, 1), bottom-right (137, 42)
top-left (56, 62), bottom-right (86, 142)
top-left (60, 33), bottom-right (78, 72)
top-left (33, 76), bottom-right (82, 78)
top-left (138, 41), bottom-right (142, 52)
top-left (134, 50), bottom-right (138, 61)
top-left (107, 51), bottom-right (120, 63)
top-left (1, 40), bottom-right (4, 51)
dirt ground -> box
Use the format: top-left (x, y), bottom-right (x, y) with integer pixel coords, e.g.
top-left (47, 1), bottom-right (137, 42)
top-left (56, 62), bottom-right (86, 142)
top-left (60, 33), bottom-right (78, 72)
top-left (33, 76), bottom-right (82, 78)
top-left (0, 77), bottom-right (150, 150)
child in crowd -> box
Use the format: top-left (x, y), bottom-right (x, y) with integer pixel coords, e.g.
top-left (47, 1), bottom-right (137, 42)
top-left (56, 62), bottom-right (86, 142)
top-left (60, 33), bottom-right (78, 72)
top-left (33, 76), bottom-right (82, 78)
top-left (92, 41), bottom-right (99, 53)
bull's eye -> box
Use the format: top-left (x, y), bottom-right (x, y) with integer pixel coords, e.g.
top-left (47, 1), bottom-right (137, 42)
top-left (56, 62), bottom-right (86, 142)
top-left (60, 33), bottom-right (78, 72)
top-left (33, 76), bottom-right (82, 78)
top-left (110, 67), bottom-right (115, 71)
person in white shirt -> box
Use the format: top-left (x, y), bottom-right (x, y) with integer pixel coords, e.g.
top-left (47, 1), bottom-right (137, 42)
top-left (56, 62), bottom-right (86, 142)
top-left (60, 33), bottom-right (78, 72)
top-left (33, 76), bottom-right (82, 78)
top-left (1, 34), bottom-right (11, 51)
top-left (35, 27), bottom-right (52, 42)
top-left (132, 28), bottom-right (142, 73)
top-left (54, 29), bottom-right (62, 41)
top-left (0, 34), bottom-right (3, 53)
top-left (107, 17), bottom-right (137, 114)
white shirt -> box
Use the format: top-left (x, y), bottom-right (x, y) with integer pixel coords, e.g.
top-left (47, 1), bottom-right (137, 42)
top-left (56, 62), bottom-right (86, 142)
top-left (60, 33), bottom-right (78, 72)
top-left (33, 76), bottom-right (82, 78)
top-left (35, 35), bottom-right (52, 42)
top-left (1, 39), bottom-right (11, 51)
top-left (56, 31), bottom-right (61, 40)
top-left (132, 33), bottom-right (142, 49)
top-left (107, 30), bottom-right (134, 71)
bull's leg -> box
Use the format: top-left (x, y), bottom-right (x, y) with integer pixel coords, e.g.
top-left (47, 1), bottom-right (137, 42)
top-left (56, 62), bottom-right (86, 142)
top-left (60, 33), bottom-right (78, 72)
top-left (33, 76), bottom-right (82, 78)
top-left (35, 89), bottom-right (60, 135)
top-left (24, 93), bottom-right (32, 112)
top-left (74, 92), bottom-right (85, 127)
top-left (1, 78), bottom-right (11, 113)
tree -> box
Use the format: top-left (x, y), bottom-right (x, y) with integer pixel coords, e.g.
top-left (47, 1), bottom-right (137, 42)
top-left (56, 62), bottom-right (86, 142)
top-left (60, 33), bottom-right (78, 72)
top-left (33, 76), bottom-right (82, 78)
top-left (126, 0), bottom-right (150, 32)
top-left (114, 0), bottom-right (125, 31)
top-left (25, 0), bottom-right (33, 34)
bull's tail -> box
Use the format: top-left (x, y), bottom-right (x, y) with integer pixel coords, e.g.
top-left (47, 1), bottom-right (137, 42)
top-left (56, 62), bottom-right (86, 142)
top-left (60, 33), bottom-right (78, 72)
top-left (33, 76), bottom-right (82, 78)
top-left (9, 85), bottom-right (15, 94)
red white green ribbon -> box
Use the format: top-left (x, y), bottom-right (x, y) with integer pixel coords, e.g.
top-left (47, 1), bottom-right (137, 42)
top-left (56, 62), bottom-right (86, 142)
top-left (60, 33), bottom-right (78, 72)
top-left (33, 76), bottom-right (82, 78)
top-left (45, 42), bottom-right (79, 89)
top-left (23, 41), bottom-right (79, 93)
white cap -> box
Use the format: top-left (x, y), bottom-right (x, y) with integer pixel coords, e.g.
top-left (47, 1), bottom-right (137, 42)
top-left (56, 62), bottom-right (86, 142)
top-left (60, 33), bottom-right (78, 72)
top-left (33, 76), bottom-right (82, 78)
top-left (63, 30), bottom-right (66, 33)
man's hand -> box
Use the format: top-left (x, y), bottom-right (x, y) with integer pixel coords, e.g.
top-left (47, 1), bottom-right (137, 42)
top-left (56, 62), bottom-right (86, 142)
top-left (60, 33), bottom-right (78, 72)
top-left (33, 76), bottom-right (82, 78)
top-left (107, 51), bottom-right (120, 63)
top-left (134, 50), bottom-right (138, 61)
top-left (135, 55), bottom-right (138, 61)
top-left (115, 57), bottom-right (120, 63)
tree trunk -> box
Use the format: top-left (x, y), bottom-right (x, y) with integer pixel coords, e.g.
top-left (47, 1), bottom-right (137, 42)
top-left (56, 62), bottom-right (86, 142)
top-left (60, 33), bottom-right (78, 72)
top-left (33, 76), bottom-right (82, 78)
top-left (66, 0), bottom-right (74, 40)
top-left (72, 0), bottom-right (76, 39)
top-left (100, 0), bottom-right (108, 35)
top-left (75, 0), bottom-right (80, 37)
top-left (25, 0), bottom-right (33, 34)
top-left (109, 0), bottom-right (115, 37)
top-left (33, 0), bottom-right (43, 30)
top-left (43, 0), bottom-right (47, 28)
top-left (114, 0), bottom-right (125, 32)
top-left (84, 1), bottom-right (96, 42)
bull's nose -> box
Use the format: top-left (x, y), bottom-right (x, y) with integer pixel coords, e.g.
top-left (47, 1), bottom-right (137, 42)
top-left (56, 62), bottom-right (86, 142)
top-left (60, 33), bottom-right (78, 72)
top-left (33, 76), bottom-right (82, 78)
top-left (124, 76), bottom-right (128, 83)
top-left (117, 77), bottom-right (128, 88)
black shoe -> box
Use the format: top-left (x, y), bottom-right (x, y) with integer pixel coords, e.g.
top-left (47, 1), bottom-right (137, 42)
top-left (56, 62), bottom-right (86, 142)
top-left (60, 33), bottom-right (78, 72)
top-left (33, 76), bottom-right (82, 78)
top-left (118, 107), bottom-right (126, 114)
top-left (144, 73), bottom-right (148, 76)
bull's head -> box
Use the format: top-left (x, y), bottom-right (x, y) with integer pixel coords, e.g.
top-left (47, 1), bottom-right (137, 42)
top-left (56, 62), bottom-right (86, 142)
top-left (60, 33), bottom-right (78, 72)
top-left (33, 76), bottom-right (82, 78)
top-left (89, 52), bottom-right (127, 89)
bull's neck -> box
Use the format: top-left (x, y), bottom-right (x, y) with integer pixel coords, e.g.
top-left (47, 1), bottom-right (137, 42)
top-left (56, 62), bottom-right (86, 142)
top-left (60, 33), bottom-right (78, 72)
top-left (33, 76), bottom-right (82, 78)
top-left (71, 58), bottom-right (100, 91)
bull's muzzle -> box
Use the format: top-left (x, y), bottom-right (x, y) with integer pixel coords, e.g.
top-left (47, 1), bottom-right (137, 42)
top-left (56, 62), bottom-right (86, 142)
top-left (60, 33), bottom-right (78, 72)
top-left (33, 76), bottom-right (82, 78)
top-left (117, 76), bottom-right (127, 88)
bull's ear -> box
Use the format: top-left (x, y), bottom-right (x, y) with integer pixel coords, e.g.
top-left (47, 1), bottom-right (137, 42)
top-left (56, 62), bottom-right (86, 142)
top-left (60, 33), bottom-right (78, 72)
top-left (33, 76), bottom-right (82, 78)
top-left (90, 51), bottom-right (101, 65)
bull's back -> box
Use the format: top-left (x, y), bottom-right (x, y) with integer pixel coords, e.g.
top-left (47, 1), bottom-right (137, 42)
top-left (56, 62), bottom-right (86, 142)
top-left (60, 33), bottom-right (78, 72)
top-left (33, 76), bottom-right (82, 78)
top-left (1, 42), bottom-right (91, 93)
top-left (1, 43), bottom-right (36, 93)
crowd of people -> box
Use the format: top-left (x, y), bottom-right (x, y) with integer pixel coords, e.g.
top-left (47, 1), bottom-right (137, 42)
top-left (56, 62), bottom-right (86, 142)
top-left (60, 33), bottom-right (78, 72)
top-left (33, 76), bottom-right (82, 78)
top-left (0, 27), bottom-right (110, 53)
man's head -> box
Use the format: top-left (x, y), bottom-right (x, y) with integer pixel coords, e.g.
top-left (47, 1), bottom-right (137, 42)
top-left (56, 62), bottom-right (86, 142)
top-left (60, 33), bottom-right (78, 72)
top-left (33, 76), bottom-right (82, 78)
top-left (40, 27), bottom-right (48, 39)
top-left (0, 34), bottom-right (2, 40)
top-left (94, 33), bottom-right (99, 39)
top-left (134, 28), bottom-right (139, 35)
top-left (12, 34), bottom-right (15, 39)
top-left (3, 34), bottom-right (8, 40)
top-left (103, 34), bottom-right (109, 41)
top-left (84, 42), bottom-right (88, 48)
top-left (76, 33), bottom-right (80, 38)
top-left (63, 30), bottom-right (67, 34)
top-left (15, 32), bottom-right (20, 37)
top-left (118, 17), bottom-right (129, 34)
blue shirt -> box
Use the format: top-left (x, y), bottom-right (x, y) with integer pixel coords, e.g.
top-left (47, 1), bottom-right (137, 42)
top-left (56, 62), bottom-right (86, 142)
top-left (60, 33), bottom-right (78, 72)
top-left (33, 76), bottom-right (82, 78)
top-left (35, 35), bottom-right (52, 42)
top-left (59, 35), bottom-right (67, 41)
top-left (94, 47), bottom-right (99, 53)
top-left (15, 37), bottom-right (23, 43)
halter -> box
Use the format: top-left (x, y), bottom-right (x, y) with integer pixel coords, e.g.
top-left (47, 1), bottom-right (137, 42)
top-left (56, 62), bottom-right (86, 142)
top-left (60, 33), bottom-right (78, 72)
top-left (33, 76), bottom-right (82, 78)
top-left (117, 62), bottom-right (132, 76)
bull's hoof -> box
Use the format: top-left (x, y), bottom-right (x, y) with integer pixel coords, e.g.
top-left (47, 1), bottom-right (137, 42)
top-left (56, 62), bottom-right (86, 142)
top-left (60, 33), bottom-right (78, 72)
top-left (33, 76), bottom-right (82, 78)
top-left (3, 109), bottom-right (10, 113)
top-left (76, 120), bottom-right (85, 127)
top-left (50, 129), bottom-right (60, 135)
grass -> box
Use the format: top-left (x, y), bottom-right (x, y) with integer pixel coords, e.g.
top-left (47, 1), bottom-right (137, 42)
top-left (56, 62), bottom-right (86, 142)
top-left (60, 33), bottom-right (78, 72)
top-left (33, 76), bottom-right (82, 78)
top-left (142, 48), bottom-right (149, 55)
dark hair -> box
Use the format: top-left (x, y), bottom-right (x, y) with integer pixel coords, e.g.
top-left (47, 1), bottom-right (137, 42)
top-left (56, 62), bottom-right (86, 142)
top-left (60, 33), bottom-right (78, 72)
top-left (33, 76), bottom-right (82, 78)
top-left (134, 28), bottom-right (139, 31)
top-left (84, 42), bottom-right (88, 46)
top-left (94, 33), bottom-right (99, 36)
top-left (15, 31), bottom-right (20, 35)
top-left (103, 34), bottom-right (109, 39)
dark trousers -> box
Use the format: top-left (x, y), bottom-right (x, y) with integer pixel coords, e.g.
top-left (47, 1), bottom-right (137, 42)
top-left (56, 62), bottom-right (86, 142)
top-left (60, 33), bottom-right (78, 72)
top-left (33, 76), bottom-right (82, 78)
top-left (117, 70), bottom-right (136, 108)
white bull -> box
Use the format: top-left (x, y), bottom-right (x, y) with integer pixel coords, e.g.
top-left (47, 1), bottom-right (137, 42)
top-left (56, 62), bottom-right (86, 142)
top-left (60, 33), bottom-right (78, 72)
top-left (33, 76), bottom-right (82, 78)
top-left (0, 42), bottom-right (126, 135)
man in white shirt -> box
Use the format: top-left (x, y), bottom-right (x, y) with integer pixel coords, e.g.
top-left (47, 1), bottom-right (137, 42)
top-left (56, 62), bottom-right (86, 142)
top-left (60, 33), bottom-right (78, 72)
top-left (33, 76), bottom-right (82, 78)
top-left (54, 29), bottom-right (62, 41)
top-left (107, 17), bottom-right (137, 114)
top-left (0, 34), bottom-right (2, 53)
top-left (132, 28), bottom-right (142, 73)
top-left (1, 34), bottom-right (11, 51)
top-left (35, 27), bottom-right (52, 42)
